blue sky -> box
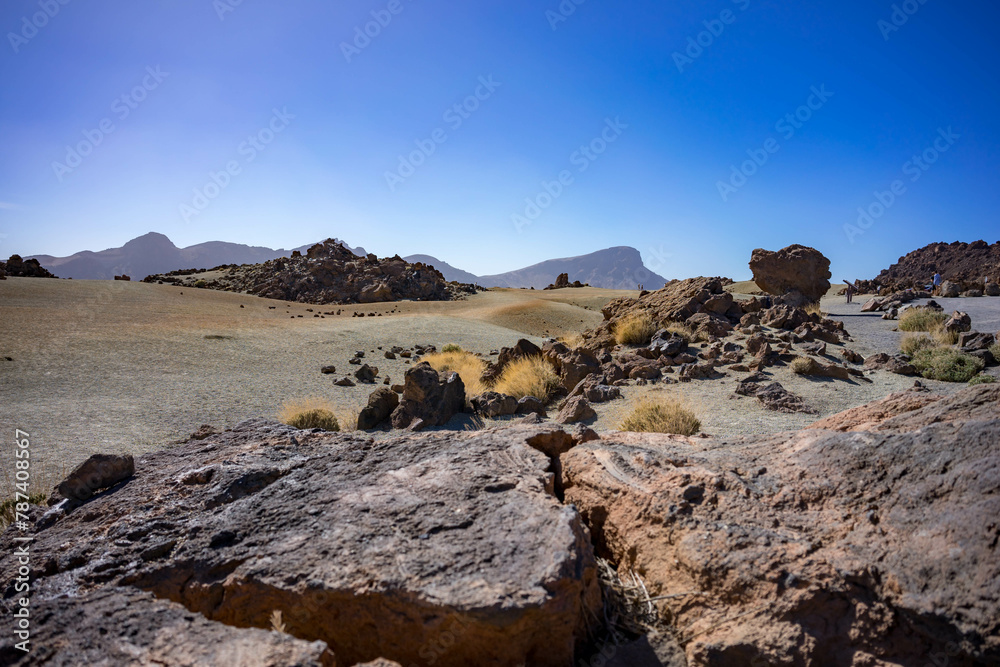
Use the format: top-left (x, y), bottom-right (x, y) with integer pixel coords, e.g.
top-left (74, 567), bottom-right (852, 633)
top-left (1, 0), bottom-right (997, 280)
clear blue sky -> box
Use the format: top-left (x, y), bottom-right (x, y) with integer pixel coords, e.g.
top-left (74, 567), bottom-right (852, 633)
top-left (1, 0), bottom-right (997, 280)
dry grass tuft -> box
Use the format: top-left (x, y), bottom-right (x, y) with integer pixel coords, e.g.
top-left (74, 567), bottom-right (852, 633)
top-left (614, 313), bottom-right (657, 346)
top-left (422, 350), bottom-right (487, 396)
top-left (968, 374), bottom-right (997, 385)
top-left (901, 334), bottom-right (936, 357)
top-left (594, 556), bottom-right (660, 641)
top-left (662, 322), bottom-right (700, 344)
top-left (899, 308), bottom-right (947, 332)
top-left (269, 610), bottom-right (287, 633)
top-left (804, 302), bottom-right (824, 317)
top-left (930, 322), bottom-right (959, 346)
top-left (493, 356), bottom-right (561, 400)
top-left (0, 457), bottom-right (67, 529)
top-left (619, 398), bottom-right (701, 435)
top-left (277, 397), bottom-right (341, 431)
top-left (790, 357), bottom-right (819, 375)
top-left (558, 333), bottom-right (584, 349)
top-left (991, 342), bottom-right (1000, 361)
top-left (441, 343), bottom-right (463, 353)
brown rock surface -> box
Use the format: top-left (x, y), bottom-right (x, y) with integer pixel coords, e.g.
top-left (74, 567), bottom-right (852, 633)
top-left (562, 384), bottom-right (1000, 665)
top-left (869, 240), bottom-right (1000, 292)
top-left (390, 362), bottom-right (465, 429)
top-left (0, 587), bottom-right (336, 666)
top-left (749, 244), bottom-right (831, 304)
top-left (1, 421), bottom-right (601, 667)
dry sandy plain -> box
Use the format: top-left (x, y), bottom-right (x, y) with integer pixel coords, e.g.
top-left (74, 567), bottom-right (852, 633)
top-left (2, 277), bottom-right (996, 484)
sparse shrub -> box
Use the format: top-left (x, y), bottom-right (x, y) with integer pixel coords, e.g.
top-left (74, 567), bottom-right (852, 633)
top-left (619, 398), bottom-right (701, 435)
top-left (930, 322), bottom-right (959, 346)
top-left (194, 279), bottom-right (208, 289)
top-left (898, 308), bottom-right (947, 332)
top-left (614, 313), bottom-right (657, 346)
top-left (911, 348), bottom-right (984, 383)
top-left (493, 356), bottom-right (561, 400)
top-left (968, 374), bottom-right (997, 385)
top-left (991, 342), bottom-right (1000, 361)
top-left (441, 343), bottom-right (463, 354)
top-left (900, 334), bottom-right (936, 356)
top-left (558, 333), bottom-right (584, 349)
top-left (0, 492), bottom-right (47, 528)
top-left (662, 322), bottom-right (697, 344)
top-left (422, 350), bottom-right (487, 396)
top-left (1, 459), bottom-right (66, 529)
top-left (278, 397), bottom-right (341, 431)
top-left (790, 357), bottom-right (818, 375)
top-left (804, 302), bottom-right (824, 317)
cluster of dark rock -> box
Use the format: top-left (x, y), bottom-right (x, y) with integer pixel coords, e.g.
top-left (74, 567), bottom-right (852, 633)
top-left (866, 239), bottom-right (1000, 293)
top-left (142, 239), bottom-right (479, 305)
top-left (0, 254), bottom-right (58, 279)
top-left (544, 272), bottom-right (588, 290)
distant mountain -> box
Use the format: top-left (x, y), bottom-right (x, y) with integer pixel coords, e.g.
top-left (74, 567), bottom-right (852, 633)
top-left (403, 254), bottom-right (480, 284)
top-left (29, 232), bottom-right (366, 280)
top-left (478, 246), bottom-right (668, 290)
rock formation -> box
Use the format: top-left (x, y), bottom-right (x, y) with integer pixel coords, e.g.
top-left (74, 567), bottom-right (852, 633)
top-left (0, 254), bottom-right (58, 279)
top-left (749, 244), bottom-right (831, 305)
top-left (143, 239), bottom-right (477, 305)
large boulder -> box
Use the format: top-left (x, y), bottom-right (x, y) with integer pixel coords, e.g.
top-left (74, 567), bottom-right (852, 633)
top-left (470, 391), bottom-right (518, 418)
top-left (939, 280), bottom-right (962, 298)
top-left (944, 310), bottom-right (972, 334)
top-left (390, 363), bottom-right (465, 429)
top-left (1, 421), bottom-right (601, 666)
top-left (749, 244), bottom-right (831, 304)
top-left (562, 385), bottom-right (1000, 665)
top-left (357, 387), bottom-right (399, 430)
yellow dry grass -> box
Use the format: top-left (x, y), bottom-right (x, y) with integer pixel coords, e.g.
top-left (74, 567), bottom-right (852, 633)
top-left (422, 350), bottom-right (488, 396)
top-left (898, 308), bottom-right (947, 332)
top-left (277, 396), bottom-right (342, 431)
top-left (619, 398), bottom-right (701, 435)
top-left (614, 312), bottom-right (657, 346)
top-left (493, 357), bottom-right (561, 400)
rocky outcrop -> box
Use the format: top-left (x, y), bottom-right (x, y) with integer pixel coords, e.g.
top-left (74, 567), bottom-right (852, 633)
top-left (143, 239), bottom-right (476, 305)
top-left (733, 374), bottom-right (817, 413)
top-left (562, 384), bottom-right (1000, 665)
top-left (0, 587), bottom-right (336, 666)
top-left (749, 244), bottom-right (831, 304)
top-left (357, 387), bottom-right (399, 430)
top-left (390, 362), bottom-right (465, 429)
top-left (481, 339), bottom-right (542, 385)
top-left (1, 421), bottom-right (601, 666)
top-left (543, 273), bottom-right (588, 290)
top-left (0, 254), bottom-right (58, 278)
top-left (869, 239), bottom-right (1000, 293)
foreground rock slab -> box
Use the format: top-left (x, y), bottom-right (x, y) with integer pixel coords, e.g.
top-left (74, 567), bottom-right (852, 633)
top-left (563, 385), bottom-right (1000, 665)
top-left (1, 421), bottom-right (600, 667)
top-left (0, 587), bottom-right (335, 666)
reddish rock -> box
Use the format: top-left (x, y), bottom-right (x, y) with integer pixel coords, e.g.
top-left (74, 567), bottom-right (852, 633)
top-left (749, 244), bottom-right (831, 304)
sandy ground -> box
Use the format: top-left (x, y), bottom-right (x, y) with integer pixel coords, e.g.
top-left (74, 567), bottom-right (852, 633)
top-left (1, 278), bottom-right (997, 483)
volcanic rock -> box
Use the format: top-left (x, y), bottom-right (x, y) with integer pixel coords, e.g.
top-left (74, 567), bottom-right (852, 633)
top-left (390, 363), bottom-right (465, 429)
top-left (357, 387), bottom-right (399, 430)
top-left (749, 244), bottom-right (831, 304)
top-left (1, 421), bottom-right (601, 666)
